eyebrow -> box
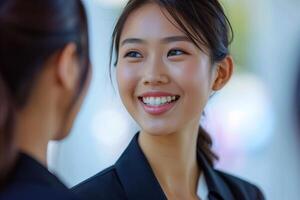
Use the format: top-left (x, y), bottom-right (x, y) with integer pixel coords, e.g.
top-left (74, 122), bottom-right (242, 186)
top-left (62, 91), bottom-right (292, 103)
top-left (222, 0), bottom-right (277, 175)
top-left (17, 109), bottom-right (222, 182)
top-left (161, 36), bottom-right (192, 43)
top-left (120, 35), bottom-right (192, 46)
top-left (121, 38), bottom-right (146, 46)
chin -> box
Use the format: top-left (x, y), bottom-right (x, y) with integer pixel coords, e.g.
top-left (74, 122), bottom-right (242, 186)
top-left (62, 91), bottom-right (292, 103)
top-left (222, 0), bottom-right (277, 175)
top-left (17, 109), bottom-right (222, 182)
top-left (52, 124), bottom-right (72, 141)
top-left (140, 124), bottom-right (176, 136)
top-left (136, 116), bottom-right (178, 136)
top-left (52, 131), bottom-right (70, 141)
top-left (53, 113), bottom-right (77, 141)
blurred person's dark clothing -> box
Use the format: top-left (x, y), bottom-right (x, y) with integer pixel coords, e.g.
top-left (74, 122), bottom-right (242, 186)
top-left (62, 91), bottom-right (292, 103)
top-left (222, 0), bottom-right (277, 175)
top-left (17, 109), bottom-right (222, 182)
top-left (72, 133), bottom-right (265, 200)
top-left (0, 153), bottom-right (79, 200)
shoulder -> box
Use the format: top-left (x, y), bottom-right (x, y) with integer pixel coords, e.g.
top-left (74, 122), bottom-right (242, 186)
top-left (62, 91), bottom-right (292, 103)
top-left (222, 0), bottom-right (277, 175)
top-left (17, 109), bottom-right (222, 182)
top-left (71, 166), bottom-right (127, 200)
top-left (215, 170), bottom-right (265, 200)
top-left (0, 183), bottom-right (79, 200)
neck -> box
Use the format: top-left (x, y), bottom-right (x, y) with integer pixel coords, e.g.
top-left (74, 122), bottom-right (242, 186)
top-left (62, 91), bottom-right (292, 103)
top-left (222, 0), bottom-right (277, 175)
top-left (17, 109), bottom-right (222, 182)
top-left (15, 105), bottom-right (55, 167)
top-left (139, 121), bottom-right (201, 199)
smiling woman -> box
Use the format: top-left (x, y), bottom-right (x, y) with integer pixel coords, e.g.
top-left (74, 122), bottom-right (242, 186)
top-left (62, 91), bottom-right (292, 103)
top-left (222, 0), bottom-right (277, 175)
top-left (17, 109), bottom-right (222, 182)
top-left (73, 0), bottom-right (265, 199)
top-left (115, 4), bottom-right (222, 159)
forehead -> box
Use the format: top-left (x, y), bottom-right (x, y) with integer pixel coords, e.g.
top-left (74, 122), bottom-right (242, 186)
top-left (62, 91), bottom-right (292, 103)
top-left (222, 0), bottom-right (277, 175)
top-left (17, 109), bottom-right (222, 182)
top-left (120, 3), bottom-right (185, 40)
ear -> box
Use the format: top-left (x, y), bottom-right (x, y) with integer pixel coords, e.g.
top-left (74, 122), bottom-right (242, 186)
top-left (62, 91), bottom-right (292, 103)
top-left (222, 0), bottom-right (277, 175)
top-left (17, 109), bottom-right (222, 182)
top-left (55, 43), bottom-right (79, 91)
top-left (212, 55), bottom-right (234, 91)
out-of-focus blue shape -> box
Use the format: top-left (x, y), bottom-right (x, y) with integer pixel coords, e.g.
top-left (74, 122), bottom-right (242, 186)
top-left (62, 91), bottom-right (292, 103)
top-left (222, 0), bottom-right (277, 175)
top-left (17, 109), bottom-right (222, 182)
top-left (203, 73), bottom-right (274, 155)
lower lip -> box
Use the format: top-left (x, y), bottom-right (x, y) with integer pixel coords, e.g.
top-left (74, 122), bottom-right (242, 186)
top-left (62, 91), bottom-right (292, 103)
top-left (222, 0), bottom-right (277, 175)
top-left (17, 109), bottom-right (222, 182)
top-left (140, 100), bottom-right (177, 115)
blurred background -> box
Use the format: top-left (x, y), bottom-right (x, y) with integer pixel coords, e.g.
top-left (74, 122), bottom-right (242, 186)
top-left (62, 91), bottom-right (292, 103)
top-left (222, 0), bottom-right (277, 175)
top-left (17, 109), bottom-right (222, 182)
top-left (47, 0), bottom-right (300, 199)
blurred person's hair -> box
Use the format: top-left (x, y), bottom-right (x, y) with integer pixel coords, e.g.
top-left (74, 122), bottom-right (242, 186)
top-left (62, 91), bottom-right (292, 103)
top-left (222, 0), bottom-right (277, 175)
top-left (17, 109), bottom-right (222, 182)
top-left (0, 0), bottom-right (90, 186)
top-left (109, 0), bottom-right (234, 166)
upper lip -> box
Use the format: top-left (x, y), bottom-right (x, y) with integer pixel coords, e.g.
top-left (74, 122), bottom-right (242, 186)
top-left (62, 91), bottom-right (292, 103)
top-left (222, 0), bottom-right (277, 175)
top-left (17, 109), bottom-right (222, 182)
top-left (138, 91), bottom-right (179, 98)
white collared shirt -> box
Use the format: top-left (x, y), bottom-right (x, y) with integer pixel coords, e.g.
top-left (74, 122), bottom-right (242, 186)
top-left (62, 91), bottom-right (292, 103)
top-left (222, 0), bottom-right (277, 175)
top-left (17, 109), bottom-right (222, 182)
top-left (197, 173), bottom-right (209, 200)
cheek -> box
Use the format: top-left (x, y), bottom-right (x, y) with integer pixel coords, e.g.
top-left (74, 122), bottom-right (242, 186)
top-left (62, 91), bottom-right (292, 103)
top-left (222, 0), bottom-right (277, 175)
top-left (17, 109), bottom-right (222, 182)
top-left (173, 60), bottom-right (211, 93)
top-left (171, 60), bottom-right (212, 113)
top-left (59, 77), bottom-right (91, 140)
top-left (116, 64), bottom-right (139, 101)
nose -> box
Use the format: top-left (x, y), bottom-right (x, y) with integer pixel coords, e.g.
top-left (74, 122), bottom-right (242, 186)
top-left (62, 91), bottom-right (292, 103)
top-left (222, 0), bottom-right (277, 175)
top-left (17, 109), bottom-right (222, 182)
top-left (142, 57), bottom-right (169, 86)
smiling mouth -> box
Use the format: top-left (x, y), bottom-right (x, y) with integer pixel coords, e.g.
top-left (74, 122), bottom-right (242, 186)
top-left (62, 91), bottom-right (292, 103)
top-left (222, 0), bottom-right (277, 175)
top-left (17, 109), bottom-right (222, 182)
top-left (138, 95), bottom-right (180, 106)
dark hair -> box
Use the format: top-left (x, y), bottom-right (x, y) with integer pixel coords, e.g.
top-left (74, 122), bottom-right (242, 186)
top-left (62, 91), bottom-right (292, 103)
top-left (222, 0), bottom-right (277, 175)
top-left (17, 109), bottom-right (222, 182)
top-left (0, 74), bottom-right (15, 187)
top-left (110, 0), bottom-right (233, 165)
top-left (0, 0), bottom-right (90, 185)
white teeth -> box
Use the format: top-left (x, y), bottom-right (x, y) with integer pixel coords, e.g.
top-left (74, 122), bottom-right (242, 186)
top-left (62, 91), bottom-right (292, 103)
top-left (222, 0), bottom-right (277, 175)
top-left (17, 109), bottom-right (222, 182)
top-left (149, 97), bottom-right (155, 105)
top-left (141, 96), bottom-right (178, 106)
top-left (155, 98), bottom-right (160, 105)
top-left (167, 96), bottom-right (172, 102)
top-left (143, 97), bottom-right (147, 104)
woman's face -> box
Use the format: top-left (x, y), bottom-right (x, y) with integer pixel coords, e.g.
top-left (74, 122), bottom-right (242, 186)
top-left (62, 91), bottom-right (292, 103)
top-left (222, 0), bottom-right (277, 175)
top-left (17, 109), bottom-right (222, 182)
top-left (117, 3), bottom-right (218, 135)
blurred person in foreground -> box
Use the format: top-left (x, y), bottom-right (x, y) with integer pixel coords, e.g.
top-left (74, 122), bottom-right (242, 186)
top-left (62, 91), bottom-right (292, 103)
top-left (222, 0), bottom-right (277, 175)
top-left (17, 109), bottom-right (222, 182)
top-left (0, 0), bottom-right (90, 199)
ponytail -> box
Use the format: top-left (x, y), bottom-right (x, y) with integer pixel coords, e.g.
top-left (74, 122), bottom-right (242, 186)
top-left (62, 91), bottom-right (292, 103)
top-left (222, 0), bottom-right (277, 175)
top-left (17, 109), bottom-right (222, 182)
top-left (197, 126), bottom-right (218, 166)
top-left (0, 74), bottom-right (16, 187)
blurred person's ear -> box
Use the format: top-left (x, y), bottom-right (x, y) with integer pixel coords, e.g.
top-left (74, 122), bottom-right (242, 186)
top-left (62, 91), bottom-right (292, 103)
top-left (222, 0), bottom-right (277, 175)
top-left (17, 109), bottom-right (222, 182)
top-left (55, 43), bottom-right (79, 92)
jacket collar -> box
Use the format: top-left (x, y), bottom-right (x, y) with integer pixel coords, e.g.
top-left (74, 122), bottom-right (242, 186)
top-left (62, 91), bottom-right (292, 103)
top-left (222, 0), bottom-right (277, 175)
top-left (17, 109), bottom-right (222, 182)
top-left (197, 151), bottom-right (234, 200)
top-left (115, 133), bottom-right (167, 200)
top-left (115, 133), bottom-right (234, 200)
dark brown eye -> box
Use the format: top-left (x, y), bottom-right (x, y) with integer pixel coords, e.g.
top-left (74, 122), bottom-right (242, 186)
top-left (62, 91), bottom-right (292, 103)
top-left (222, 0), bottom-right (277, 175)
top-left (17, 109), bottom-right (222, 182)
top-left (167, 49), bottom-right (186, 57)
top-left (124, 51), bottom-right (143, 58)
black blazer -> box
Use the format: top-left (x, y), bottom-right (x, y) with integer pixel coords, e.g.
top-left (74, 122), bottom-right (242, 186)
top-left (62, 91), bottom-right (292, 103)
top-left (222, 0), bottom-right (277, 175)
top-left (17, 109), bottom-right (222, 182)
top-left (72, 133), bottom-right (265, 200)
top-left (0, 153), bottom-right (79, 200)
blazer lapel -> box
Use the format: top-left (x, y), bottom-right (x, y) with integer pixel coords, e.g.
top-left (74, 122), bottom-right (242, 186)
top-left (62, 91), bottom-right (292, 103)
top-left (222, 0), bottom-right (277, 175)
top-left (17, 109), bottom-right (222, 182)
top-left (197, 151), bottom-right (235, 200)
top-left (115, 133), bottom-right (167, 200)
top-left (115, 133), bottom-right (235, 200)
